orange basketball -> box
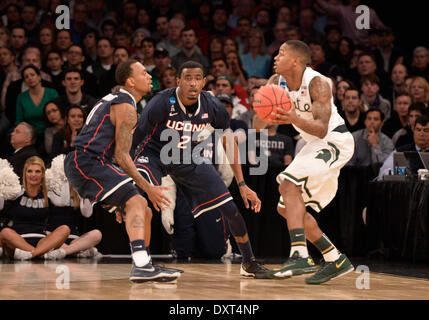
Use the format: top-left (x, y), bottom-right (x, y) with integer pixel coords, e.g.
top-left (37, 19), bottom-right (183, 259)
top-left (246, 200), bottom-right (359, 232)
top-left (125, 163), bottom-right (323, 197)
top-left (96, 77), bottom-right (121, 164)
top-left (253, 84), bottom-right (292, 122)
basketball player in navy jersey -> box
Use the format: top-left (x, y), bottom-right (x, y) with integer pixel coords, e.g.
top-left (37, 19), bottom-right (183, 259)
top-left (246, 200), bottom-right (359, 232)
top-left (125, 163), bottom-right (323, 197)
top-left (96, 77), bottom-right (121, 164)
top-left (64, 59), bottom-right (181, 283)
top-left (255, 40), bottom-right (355, 284)
top-left (131, 61), bottom-right (271, 278)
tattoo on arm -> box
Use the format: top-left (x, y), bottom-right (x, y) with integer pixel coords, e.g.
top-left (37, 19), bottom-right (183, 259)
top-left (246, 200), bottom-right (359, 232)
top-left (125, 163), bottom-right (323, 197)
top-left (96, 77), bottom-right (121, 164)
top-left (309, 76), bottom-right (332, 125)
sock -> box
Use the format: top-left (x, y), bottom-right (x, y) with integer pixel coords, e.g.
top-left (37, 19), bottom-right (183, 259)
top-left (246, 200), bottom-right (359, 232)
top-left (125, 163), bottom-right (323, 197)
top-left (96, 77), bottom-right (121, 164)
top-left (289, 228), bottom-right (309, 258)
top-left (313, 234), bottom-right (340, 262)
top-left (130, 240), bottom-right (150, 267)
top-left (236, 240), bottom-right (254, 264)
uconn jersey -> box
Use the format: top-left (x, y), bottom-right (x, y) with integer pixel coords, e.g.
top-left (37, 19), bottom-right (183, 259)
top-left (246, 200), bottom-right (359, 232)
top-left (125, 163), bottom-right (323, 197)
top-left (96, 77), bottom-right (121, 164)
top-left (278, 67), bottom-right (345, 143)
top-left (74, 88), bottom-right (137, 161)
top-left (133, 87), bottom-right (230, 163)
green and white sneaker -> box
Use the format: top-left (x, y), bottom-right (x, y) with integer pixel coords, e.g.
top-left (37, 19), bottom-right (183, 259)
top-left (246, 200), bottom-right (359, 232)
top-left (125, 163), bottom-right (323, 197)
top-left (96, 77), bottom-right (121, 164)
top-left (268, 251), bottom-right (317, 278)
top-left (305, 254), bottom-right (354, 285)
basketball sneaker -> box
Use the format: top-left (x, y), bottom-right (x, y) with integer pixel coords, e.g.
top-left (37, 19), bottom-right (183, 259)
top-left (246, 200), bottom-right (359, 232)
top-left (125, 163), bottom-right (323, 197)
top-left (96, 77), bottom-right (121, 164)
top-left (44, 248), bottom-right (66, 260)
top-left (153, 262), bottom-right (184, 274)
top-left (268, 251), bottom-right (317, 278)
top-left (14, 248), bottom-right (32, 260)
top-left (240, 259), bottom-right (272, 279)
top-left (305, 254), bottom-right (354, 285)
top-left (130, 262), bottom-right (181, 283)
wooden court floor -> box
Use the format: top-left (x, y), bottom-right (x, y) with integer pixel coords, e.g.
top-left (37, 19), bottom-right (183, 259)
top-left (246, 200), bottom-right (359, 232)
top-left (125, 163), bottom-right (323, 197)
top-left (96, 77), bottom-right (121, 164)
top-left (1, 259), bottom-right (429, 300)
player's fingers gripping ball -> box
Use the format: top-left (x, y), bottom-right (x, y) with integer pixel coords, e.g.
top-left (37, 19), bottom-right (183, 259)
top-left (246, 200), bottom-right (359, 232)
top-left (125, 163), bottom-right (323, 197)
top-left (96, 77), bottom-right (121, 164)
top-left (253, 84), bottom-right (292, 122)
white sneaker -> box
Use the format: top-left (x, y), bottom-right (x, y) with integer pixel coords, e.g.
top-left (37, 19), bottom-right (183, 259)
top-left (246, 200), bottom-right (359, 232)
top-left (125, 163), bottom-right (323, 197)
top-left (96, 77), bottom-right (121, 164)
top-left (77, 247), bottom-right (101, 258)
top-left (14, 248), bottom-right (32, 260)
top-left (44, 248), bottom-right (66, 260)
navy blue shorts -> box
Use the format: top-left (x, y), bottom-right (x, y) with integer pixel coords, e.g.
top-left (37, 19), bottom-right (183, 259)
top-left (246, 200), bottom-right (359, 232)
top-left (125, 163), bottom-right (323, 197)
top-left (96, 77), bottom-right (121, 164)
top-left (64, 150), bottom-right (139, 210)
top-left (134, 150), bottom-right (233, 217)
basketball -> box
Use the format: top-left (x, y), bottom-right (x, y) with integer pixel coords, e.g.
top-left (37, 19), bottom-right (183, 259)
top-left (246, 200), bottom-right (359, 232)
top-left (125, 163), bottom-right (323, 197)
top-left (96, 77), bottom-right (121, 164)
top-left (253, 84), bottom-right (292, 122)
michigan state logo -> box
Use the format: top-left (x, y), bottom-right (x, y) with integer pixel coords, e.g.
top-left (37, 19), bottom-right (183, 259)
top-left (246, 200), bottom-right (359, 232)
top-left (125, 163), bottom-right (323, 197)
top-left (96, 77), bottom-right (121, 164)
top-left (315, 142), bottom-right (340, 167)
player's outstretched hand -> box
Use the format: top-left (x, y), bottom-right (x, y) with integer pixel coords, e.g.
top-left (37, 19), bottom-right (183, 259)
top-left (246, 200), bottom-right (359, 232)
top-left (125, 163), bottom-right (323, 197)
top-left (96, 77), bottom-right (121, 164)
top-left (269, 105), bottom-right (296, 125)
top-left (147, 185), bottom-right (171, 212)
top-left (239, 184), bottom-right (261, 213)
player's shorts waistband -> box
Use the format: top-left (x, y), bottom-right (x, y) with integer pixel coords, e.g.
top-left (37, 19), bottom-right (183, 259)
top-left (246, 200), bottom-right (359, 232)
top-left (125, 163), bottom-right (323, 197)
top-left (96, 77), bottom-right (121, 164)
top-left (332, 124), bottom-right (348, 133)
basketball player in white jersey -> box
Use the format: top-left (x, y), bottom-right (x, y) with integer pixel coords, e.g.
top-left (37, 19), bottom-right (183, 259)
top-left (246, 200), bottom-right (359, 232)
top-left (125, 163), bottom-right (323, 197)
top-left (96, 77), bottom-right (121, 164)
top-left (255, 40), bottom-right (355, 284)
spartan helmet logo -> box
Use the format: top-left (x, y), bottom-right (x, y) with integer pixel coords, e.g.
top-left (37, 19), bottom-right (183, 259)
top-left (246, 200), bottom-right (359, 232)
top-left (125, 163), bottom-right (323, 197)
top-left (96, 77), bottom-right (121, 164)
top-left (315, 142), bottom-right (340, 167)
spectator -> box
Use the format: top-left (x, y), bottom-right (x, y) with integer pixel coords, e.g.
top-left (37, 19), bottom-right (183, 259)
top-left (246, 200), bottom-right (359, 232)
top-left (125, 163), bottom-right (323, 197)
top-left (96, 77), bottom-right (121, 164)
top-left (16, 65), bottom-right (58, 143)
top-left (211, 6), bottom-right (238, 39)
top-left (335, 79), bottom-right (353, 107)
top-left (0, 46), bottom-right (17, 93)
top-left (150, 48), bottom-right (172, 93)
top-left (341, 87), bottom-right (366, 133)
top-left (103, 20), bottom-right (119, 39)
top-left (267, 22), bottom-right (288, 57)
top-left (0, 26), bottom-right (11, 47)
top-left (141, 38), bottom-right (156, 73)
top-left (38, 26), bottom-right (55, 58)
top-left (285, 25), bottom-right (302, 41)
top-left (378, 114), bottom-right (429, 179)
top-left (382, 63), bottom-right (408, 107)
top-left (223, 37), bottom-right (239, 56)
top-left (4, 4), bottom-right (22, 28)
top-left (113, 28), bottom-right (132, 49)
top-left (137, 8), bottom-right (151, 31)
top-left (160, 66), bottom-right (177, 90)
top-left (276, 5), bottom-right (292, 25)
top-left (373, 27), bottom-right (404, 76)
top-left (347, 108), bottom-right (394, 171)
top-left (382, 93), bottom-right (413, 139)
top-left (393, 103), bottom-right (427, 148)
top-left (403, 75), bottom-right (414, 95)
top-left (235, 16), bottom-right (252, 54)
top-left (324, 24), bottom-right (342, 62)
top-left (315, 0), bottom-right (385, 47)
top-left (410, 76), bottom-right (429, 107)
top-left (309, 40), bottom-right (342, 82)
top-left (10, 26), bottom-right (27, 65)
top-left (65, 45), bottom-right (99, 98)
top-left (298, 8), bottom-right (325, 43)
top-left (45, 50), bottom-right (64, 94)
top-left (226, 50), bottom-right (249, 89)
top-left (156, 18), bottom-right (185, 58)
top-left (337, 37), bottom-right (355, 76)
top-left (43, 100), bottom-right (65, 156)
top-left (207, 35), bottom-right (224, 63)
top-left (171, 27), bottom-right (209, 76)
top-left (54, 68), bottom-right (97, 114)
top-left (153, 15), bottom-right (169, 43)
top-left (360, 73), bottom-right (391, 120)
top-left (210, 58), bottom-right (250, 108)
top-left (409, 46), bottom-right (429, 81)
top-left (51, 105), bottom-right (86, 159)
top-left (353, 51), bottom-right (389, 90)
top-left (81, 28), bottom-right (98, 67)
top-left (0, 156), bottom-right (70, 260)
top-left (7, 122), bottom-right (39, 180)
top-left (3, 50), bottom-right (54, 127)
top-left (21, 3), bottom-right (39, 46)
top-left (240, 27), bottom-right (271, 79)
top-left (55, 30), bottom-right (73, 61)
top-left (215, 74), bottom-right (252, 127)
top-left (255, 7), bottom-right (274, 46)
top-left (70, 2), bottom-right (89, 45)
top-left (86, 37), bottom-right (114, 87)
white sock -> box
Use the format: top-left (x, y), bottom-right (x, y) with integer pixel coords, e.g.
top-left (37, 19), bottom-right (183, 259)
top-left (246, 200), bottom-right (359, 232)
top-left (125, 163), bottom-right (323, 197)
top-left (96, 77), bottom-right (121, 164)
top-left (323, 249), bottom-right (341, 262)
top-left (290, 246), bottom-right (309, 258)
top-left (132, 250), bottom-right (150, 267)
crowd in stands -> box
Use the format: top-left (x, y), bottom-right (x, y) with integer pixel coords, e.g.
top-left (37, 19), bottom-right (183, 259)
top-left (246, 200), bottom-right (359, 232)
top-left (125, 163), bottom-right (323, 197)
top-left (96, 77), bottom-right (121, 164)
top-left (0, 0), bottom-right (428, 259)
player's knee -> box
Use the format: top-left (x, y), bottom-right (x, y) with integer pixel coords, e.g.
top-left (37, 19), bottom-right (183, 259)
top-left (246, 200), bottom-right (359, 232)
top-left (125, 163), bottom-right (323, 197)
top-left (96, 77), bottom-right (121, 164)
top-left (0, 227), bottom-right (15, 240)
top-left (218, 200), bottom-right (238, 219)
top-left (145, 207), bottom-right (153, 221)
top-left (124, 194), bottom-right (148, 213)
top-left (57, 225), bottom-right (71, 237)
top-left (90, 229), bottom-right (103, 243)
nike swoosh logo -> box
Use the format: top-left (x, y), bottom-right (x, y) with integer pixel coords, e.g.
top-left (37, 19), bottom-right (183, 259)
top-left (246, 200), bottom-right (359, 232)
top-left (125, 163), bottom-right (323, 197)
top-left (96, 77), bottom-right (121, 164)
top-left (134, 245), bottom-right (143, 248)
top-left (336, 259), bottom-right (346, 268)
top-left (169, 112), bottom-right (178, 116)
top-left (141, 267), bottom-right (155, 272)
top-left (216, 218), bottom-right (221, 222)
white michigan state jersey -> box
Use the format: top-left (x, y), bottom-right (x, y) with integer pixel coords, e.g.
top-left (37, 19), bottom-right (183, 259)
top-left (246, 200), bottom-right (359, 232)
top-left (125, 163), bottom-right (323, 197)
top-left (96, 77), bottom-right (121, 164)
top-left (278, 67), bottom-right (345, 143)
